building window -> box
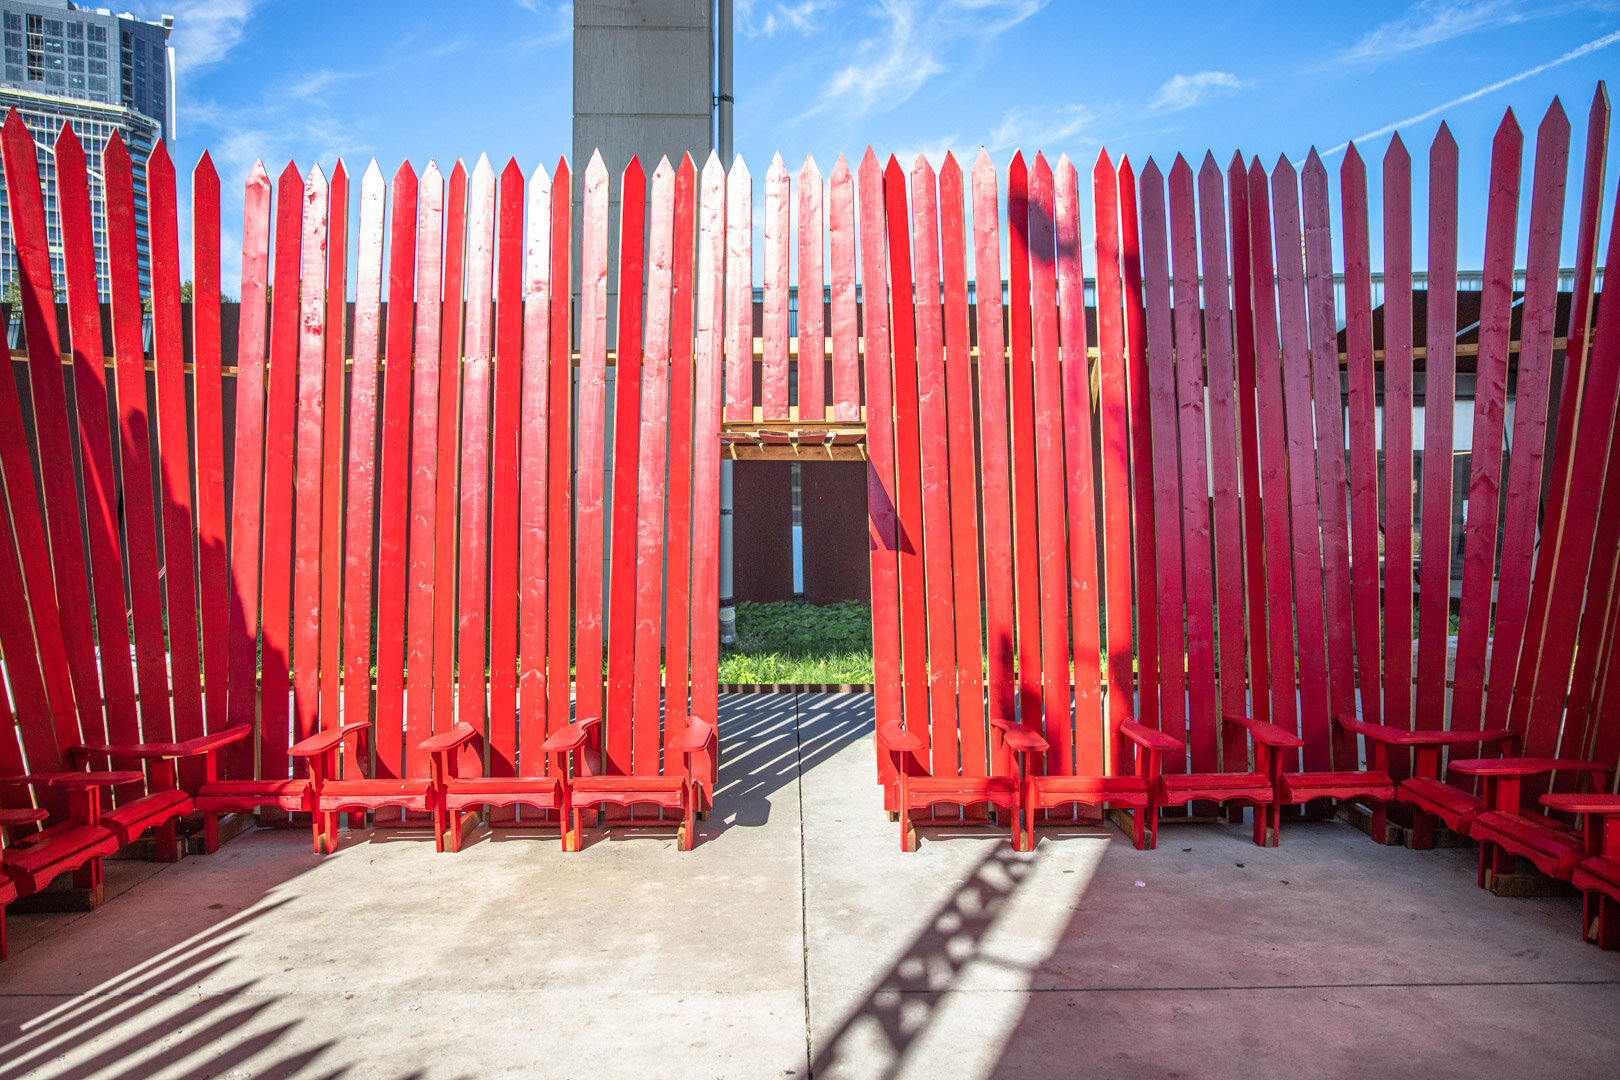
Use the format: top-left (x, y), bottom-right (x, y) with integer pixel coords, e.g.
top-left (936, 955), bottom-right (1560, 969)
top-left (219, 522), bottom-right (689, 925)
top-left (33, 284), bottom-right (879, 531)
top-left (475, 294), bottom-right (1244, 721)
top-left (2, 13), bottom-right (20, 31)
top-left (67, 21), bottom-right (83, 39)
top-left (3, 31), bottom-right (19, 47)
top-left (87, 25), bottom-right (105, 43)
top-left (88, 59), bottom-right (105, 74)
top-left (88, 42), bottom-right (105, 58)
top-left (88, 75), bottom-right (106, 92)
top-left (43, 19), bottom-right (63, 36)
top-left (68, 40), bottom-right (82, 56)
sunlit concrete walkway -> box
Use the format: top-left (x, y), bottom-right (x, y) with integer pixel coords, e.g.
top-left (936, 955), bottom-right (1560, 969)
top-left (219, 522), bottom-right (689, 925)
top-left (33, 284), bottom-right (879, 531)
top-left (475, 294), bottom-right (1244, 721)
top-left (3, 694), bottom-right (1617, 1079)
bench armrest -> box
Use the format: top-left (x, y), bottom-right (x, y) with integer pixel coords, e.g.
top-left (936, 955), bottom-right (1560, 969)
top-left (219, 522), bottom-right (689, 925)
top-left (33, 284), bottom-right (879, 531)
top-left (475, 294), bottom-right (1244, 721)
top-left (288, 722), bottom-right (371, 759)
top-left (667, 718), bottom-right (717, 754)
top-left (1224, 713), bottom-right (1305, 749)
top-left (42, 770), bottom-right (145, 792)
top-left (875, 721), bottom-right (926, 754)
top-left (1121, 719), bottom-right (1183, 753)
top-left (990, 717), bottom-right (1049, 754)
top-left (0, 807), bottom-right (49, 828)
top-left (72, 723), bottom-right (252, 761)
top-left (419, 724), bottom-right (480, 755)
top-left (540, 715), bottom-right (603, 754)
top-left (1539, 793), bottom-right (1620, 816)
top-left (1449, 756), bottom-right (1611, 778)
top-left (1338, 717), bottom-right (1514, 748)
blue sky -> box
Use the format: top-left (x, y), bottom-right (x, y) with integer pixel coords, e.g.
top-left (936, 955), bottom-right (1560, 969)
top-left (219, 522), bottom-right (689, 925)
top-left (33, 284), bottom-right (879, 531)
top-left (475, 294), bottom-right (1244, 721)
top-left (130, 0), bottom-right (1620, 289)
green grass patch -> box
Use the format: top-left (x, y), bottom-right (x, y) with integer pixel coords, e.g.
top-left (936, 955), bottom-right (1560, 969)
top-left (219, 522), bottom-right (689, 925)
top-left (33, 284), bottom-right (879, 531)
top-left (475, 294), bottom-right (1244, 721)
top-left (719, 601), bottom-right (875, 684)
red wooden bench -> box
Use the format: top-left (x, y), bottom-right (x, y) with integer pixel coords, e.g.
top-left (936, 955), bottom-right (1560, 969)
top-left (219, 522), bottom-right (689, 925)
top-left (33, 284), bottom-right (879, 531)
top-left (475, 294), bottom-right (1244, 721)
top-left (0, 807), bottom-right (48, 959)
top-left (1541, 793), bottom-right (1620, 949)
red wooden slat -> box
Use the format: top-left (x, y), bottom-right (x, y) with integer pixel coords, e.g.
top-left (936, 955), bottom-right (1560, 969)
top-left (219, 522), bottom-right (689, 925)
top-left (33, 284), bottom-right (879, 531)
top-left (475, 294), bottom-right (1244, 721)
top-left (1509, 86), bottom-right (1608, 739)
top-left (1197, 154), bottom-right (1250, 764)
top-left (290, 165), bottom-right (330, 751)
top-left (1300, 151), bottom-right (1355, 768)
top-left (405, 162), bottom-right (445, 782)
top-left (799, 156), bottom-right (826, 422)
top-left (940, 153), bottom-right (986, 777)
top-left (606, 157), bottom-right (647, 778)
top-left (726, 156), bottom-right (754, 423)
top-left (517, 160), bottom-right (553, 775)
top-left (1168, 156), bottom-right (1217, 774)
top-left (1414, 126), bottom-right (1459, 731)
top-left (1271, 155), bottom-right (1331, 770)
top-left (911, 155), bottom-right (959, 776)
top-left (56, 124), bottom-right (134, 745)
top-left (763, 154), bottom-right (791, 421)
top-left (634, 157), bottom-right (676, 775)
top-left (344, 161), bottom-right (385, 756)
top-left (1482, 103), bottom-right (1570, 737)
top-left (319, 163), bottom-right (348, 745)
top-left (1381, 136), bottom-right (1415, 734)
top-left (1228, 150), bottom-right (1270, 730)
top-left (226, 162), bottom-right (272, 778)
top-left (1451, 115), bottom-right (1523, 733)
top-left (1139, 161), bottom-right (1185, 756)
top-left (664, 153), bottom-right (699, 758)
top-left (886, 154), bottom-right (930, 760)
top-left (576, 152), bottom-right (611, 739)
top-left (489, 158), bottom-right (525, 778)
top-left (109, 132), bottom-right (175, 746)
top-left (0, 113), bottom-right (83, 761)
top-left (434, 163), bottom-right (468, 739)
top-left (1246, 159), bottom-right (1301, 757)
top-left (1092, 151), bottom-right (1133, 751)
top-left (1522, 178), bottom-right (1620, 758)
top-left (1029, 153), bottom-right (1071, 777)
top-left (1056, 154), bottom-right (1102, 778)
top-left (149, 142), bottom-right (204, 747)
top-left (690, 151), bottom-right (726, 787)
top-left (1339, 144), bottom-right (1382, 729)
top-left (192, 152), bottom-right (228, 739)
top-left (1006, 152), bottom-right (1042, 740)
top-left (545, 160), bottom-right (574, 752)
top-left (458, 156), bottom-right (497, 748)
top-left (374, 161), bottom-right (418, 781)
top-left (1119, 157), bottom-right (1159, 732)
top-left (0, 453), bottom-right (65, 790)
top-left (862, 148), bottom-right (902, 794)
top-left (830, 157), bottom-right (860, 424)
top-left (973, 151), bottom-right (1014, 767)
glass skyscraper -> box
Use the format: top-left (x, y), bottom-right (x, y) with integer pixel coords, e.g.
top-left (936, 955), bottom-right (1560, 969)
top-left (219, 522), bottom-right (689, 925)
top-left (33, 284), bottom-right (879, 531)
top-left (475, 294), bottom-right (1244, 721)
top-left (0, 1), bottom-right (175, 302)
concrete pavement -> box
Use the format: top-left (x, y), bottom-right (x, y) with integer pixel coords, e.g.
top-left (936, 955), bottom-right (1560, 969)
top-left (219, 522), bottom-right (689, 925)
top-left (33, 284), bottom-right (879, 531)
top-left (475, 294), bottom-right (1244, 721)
top-left (1, 693), bottom-right (1616, 1079)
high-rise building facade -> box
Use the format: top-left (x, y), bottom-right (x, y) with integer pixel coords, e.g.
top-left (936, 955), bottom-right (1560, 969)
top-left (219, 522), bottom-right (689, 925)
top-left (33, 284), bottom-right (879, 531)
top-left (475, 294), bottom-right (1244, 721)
top-left (0, 1), bottom-right (175, 302)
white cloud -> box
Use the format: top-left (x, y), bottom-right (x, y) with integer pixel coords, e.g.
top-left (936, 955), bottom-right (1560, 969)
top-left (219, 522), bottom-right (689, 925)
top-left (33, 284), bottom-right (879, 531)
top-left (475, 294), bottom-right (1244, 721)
top-left (739, 0), bottom-right (834, 37)
top-left (816, 0), bottom-right (1047, 118)
top-left (512, 0), bottom-right (573, 48)
top-left (144, 0), bottom-right (260, 70)
top-left (1343, 0), bottom-right (1528, 62)
top-left (988, 104), bottom-right (1094, 152)
top-left (1149, 71), bottom-right (1246, 112)
top-left (891, 133), bottom-right (963, 169)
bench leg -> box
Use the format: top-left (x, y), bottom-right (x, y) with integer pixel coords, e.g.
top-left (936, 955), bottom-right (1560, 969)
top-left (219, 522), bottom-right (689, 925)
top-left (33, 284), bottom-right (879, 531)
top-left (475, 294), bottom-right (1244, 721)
top-left (71, 858), bottom-right (104, 908)
top-left (154, 819), bottom-right (179, 863)
top-left (1407, 808), bottom-right (1435, 850)
top-left (1593, 894), bottom-right (1620, 950)
top-left (203, 812), bottom-right (220, 855)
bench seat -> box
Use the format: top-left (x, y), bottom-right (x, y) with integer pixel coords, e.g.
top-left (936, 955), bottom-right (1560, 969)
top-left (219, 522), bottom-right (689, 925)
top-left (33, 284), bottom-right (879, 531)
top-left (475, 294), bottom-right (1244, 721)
top-left (1470, 809), bottom-right (1584, 881)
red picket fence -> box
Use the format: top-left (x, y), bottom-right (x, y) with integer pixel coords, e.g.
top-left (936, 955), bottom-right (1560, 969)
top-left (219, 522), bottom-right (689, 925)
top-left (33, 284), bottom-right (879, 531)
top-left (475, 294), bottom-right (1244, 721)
top-left (0, 83), bottom-right (1618, 872)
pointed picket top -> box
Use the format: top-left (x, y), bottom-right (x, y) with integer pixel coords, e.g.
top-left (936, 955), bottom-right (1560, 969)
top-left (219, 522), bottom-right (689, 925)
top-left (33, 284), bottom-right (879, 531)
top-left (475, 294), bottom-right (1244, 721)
top-left (911, 150), bottom-right (935, 187)
top-left (679, 150), bottom-right (696, 181)
top-left (1270, 150), bottom-right (1297, 189)
top-left (1226, 148), bottom-right (1244, 183)
top-left (1140, 155), bottom-right (1164, 190)
top-left (701, 148), bottom-right (724, 189)
top-left (1246, 154), bottom-right (1267, 195)
top-left (1342, 141), bottom-right (1365, 182)
top-left (146, 137), bottom-right (174, 186)
top-left (1539, 96), bottom-right (1571, 146)
top-left (306, 161), bottom-right (328, 201)
top-left (1169, 151), bottom-right (1193, 190)
top-left (1589, 81), bottom-right (1611, 140)
top-left (1492, 108), bottom-right (1524, 155)
top-left (768, 150), bottom-right (788, 180)
top-left (423, 157), bottom-right (444, 189)
top-left (1009, 148), bottom-right (1027, 179)
top-left (727, 151), bottom-right (749, 186)
top-left (392, 158), bottom-right (416, 191)
top-left (652, 154), bottom-right (674, 186)
top-left (1031, 149), bottom-right (1053, 191)
top-left (620, 152), bottom-right (644, 193)
top-left (193, 147), bottom-right (218, 187)
top-left (362, 157), bottom-right (384, 194)
top-left (552, 153), bottom-right (570, 198)
top-left (277, 159), bottom-right (302, 190)
top-left (500, 155), bottom-right (523, 192)
top-left (246, 159), bottom-right (271, 200)
top-left (51, 118), bottom-right (82, 164)
top-left (1, 105), bottom-right (20, 135)
top-left (1431, 121), bottom-right (1459, 167)
top-left (975, 146), bottom-right (998, 190)
top-left (800, 152), bottom-right (821, 187)
top-left (1093, 146), bottom-right (1115, 187)
top-left (884, 152), bottom-right (906, 198)
top-left (1197, 150), bottom-right (1223, 194)
top-left (528, 157), bottom-right (551, 189)
top-left (1055, 151), bottom-right (1073, 179)
top-left (1384, 132), bottom-right (1411, 181)
top-left (448, 156), bottom-right (469, 192)
top-left (1302, 147), bottom-right (1327, 192)
top-left (940, 149), bottom-right (962, 192)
